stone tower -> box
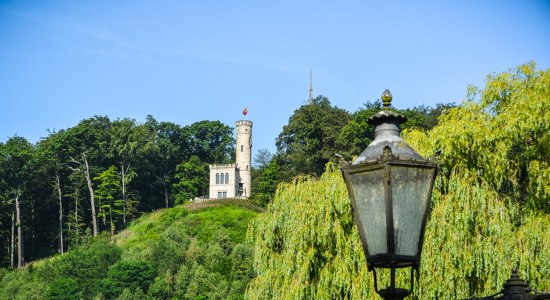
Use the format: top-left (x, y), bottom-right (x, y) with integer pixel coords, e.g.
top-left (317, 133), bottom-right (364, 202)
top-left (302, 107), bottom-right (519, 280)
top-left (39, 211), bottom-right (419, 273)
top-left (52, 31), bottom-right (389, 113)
top-left (235, 120), bottom-right (252, 197)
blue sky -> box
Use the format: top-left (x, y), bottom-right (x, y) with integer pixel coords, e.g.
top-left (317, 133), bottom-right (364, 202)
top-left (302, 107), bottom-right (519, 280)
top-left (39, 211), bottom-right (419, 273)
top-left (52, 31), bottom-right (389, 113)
top-left (1, 1), bottom-right (549, 155)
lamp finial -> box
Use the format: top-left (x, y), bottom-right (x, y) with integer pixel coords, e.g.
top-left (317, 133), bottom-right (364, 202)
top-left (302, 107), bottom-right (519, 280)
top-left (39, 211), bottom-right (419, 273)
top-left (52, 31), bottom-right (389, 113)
top-left (382, 89), bottom-right (392, 109)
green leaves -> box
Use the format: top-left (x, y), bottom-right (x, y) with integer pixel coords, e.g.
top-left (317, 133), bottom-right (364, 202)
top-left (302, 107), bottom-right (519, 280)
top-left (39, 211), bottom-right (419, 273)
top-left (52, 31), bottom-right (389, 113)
top-left (248, 64), bottom-right (550, 299)
top-left (276, 96), bottom-right (351, 178)
top-left (172, 155), bottom-right (209, 204)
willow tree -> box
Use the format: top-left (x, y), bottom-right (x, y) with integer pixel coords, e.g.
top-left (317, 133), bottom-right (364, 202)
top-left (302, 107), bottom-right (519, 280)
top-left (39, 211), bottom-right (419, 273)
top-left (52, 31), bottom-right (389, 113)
top-left (246, 63), bottom-right (550, 299)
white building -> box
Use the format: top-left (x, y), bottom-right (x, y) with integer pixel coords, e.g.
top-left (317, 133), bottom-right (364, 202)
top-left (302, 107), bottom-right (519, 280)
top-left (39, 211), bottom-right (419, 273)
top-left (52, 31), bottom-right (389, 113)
top-left (208, 120), bottom-right (252, 199)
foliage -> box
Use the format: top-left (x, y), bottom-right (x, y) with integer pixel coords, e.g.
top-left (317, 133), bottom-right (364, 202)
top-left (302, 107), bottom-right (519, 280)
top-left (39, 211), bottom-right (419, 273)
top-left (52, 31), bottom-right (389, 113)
top-left (337, 100), bottom-right (455, 161)
top-left (94, 166), bottom-right (123, 234)
top-left (116, 200), bottom-right (259, 300)
top-left (0, 115), bottom-right (235, 266)
top-left (405, 62), bottom-right (550, 216)
top-left (186, 120), bottom-right (236, 164)
top-left (251, 158), bottom-right (280, 207)
top-left (0, 268), bottom-right (48, 300)
top-left (247, 166), bottom-right (550, 299)
top-left (246, 166), bottom-right (372, 299)
top-left (100, 260), bottom-right (156, 298)
top-left (172, 155), bottom-right (209, 204)
top-left (53, 234), bottom-right (122, 298)
top-left (46, 277), bottom-right (81, 300)
top-left (0, 199), bottom-right (260, 299)
top-left (276, 95), bottom-right (351, 179)
top-left (247, 64), bottom-right (550, 299)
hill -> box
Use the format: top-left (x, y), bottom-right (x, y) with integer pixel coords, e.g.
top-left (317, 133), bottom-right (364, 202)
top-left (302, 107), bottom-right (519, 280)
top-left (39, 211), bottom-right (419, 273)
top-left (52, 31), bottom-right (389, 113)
top-left (0, 198), bottom-right (261, 300)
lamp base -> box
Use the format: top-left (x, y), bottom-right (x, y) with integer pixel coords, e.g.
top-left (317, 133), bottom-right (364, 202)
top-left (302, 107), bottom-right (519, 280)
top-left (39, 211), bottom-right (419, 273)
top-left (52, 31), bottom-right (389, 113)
top-left (378, 288), bottom-right (410, 300)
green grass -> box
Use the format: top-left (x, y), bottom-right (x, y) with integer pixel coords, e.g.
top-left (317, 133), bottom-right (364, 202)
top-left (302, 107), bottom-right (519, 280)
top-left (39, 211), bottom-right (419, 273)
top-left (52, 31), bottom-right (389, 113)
top-left (116, 198), bottom-right (261, 255)
top-left (1, 198), bottom-right (262, 299)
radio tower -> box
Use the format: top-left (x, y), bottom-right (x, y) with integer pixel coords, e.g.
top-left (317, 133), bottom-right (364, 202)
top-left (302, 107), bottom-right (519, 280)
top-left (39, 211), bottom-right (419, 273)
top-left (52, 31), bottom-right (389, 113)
top-left (308, 71), bottom-right (314, 104)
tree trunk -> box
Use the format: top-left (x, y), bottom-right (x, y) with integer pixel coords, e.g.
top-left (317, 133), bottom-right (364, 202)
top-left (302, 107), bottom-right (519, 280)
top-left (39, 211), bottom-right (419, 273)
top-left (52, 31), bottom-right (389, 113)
top-left (121, 163), bottom-right (128, 224)
top-left (10, 210), bottom-right (14, 268)
top-left (15, 190), bottom-right (23, 268)
top-left (75, 187), bottom-right (79, 237)
top-left (74, 188), bottom-right (80, 237)
top-left (109, 207), bottom-right (114, 236)
top-left (31, 198), bottom-right (35, 240)
top-left (164, 175), bottom-right (169, 208)
top-left (82, 154), bottom-right (98, 236)
top-left (56, 175), bottom-right (64, 254)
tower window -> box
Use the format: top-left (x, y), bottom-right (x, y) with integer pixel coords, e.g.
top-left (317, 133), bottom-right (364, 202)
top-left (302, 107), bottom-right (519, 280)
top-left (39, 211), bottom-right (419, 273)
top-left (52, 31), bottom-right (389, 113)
top-left (216, 173), bottom-right (220, 184)
top-left (246, 165), bottom-right (249, 171)
top-left (241, 145), bottom-right (243, 152)
top-left (225, 173), bottom-right (229, 184)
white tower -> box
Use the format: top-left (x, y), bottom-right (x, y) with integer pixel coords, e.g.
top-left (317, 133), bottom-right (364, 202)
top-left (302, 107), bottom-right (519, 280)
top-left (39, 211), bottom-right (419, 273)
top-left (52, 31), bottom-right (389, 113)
top-left (235, 120), bottom-right (252, 197)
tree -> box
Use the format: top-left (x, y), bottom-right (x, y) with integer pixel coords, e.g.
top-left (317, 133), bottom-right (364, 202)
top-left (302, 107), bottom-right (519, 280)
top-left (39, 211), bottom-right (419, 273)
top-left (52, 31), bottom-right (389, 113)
top-left (149, 120), bottom-right (189, 209)
top-left (64, 116), bottom-right (113, 236)
top-left (69, 153), bottom-right (99, 236)
top-left (276, 95), bottom-right (351, 179)
top-left (251, 157), bottom-right (280, 207)
top-left (54, 175), bottom-right (64, 254)
top-left (336, 101), bottom-right (382, 160)
top-left (337, 100), bottom-right (455, 161)
top-left (109, 118), bottom-right (143, 224)
top-left (0, 137), bottom-right (35, 268)
top-left (94, 166), bottom-right (123, 235)
top-left (247, 63), bottom-right (550, 299)
top-left (100, 259), bottom-right (156, 298)
top-left (186, 120), bottom-right (235, 164)
top-left (405, 62), bottom-right (550, 216)
top-left (253, 148), bottom-right (273, 169)
top-left (172, 155), bottom-right (209, 204)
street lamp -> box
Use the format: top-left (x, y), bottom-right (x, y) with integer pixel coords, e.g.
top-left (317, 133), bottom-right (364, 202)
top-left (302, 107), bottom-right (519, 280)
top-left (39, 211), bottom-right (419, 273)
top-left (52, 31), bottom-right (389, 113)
top-left (341, 89), bottom-right (438, 300)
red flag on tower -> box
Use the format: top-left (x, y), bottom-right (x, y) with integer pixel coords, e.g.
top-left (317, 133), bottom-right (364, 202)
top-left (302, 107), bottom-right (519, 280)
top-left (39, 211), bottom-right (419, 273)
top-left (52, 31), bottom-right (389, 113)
top-left (242, 107), bottom-right (248, 116)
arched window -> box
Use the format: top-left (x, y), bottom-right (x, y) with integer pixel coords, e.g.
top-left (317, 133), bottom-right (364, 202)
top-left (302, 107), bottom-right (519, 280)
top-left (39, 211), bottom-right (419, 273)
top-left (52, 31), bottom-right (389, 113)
top-left (225, 173), bottom-right (229, 184)
top-left (215, 173), bottom-right (220, 184)
top-left (241, 145), bottom-right (243, 152)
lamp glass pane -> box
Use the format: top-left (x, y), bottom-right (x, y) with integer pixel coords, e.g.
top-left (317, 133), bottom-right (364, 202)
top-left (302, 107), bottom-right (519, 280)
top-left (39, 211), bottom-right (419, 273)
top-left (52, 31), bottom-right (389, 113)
top-left (349, 169), bottom-right (387, 255)
top-left (390, 166), bottom-right (435, 256)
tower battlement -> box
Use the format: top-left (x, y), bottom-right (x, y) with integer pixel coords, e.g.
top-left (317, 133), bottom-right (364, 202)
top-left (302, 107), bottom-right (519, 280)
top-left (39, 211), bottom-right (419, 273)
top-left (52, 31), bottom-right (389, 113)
top-left (236, 120), bottom-right (252, 127)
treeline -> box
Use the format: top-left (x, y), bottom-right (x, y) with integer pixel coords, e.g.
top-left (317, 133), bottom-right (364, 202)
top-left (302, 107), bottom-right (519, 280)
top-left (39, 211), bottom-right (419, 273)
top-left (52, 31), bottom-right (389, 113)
top-left (252, 95), bottom-right (454, 206)
top-left (0, 92), bottom-right (454, 268)
top-left (0, 116), bottom-right (234, 267)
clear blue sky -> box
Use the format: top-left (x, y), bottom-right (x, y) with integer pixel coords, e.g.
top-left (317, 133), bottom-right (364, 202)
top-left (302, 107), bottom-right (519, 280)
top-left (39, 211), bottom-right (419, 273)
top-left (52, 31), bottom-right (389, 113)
top-left (1, 1), bottom-right (549, 155)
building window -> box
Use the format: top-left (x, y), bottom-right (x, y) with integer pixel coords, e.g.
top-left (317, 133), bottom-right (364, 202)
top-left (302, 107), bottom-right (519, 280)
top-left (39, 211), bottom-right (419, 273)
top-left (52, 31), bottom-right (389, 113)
top-left (241, 145), bottom-right (243, 152)
top-left (225, 173), bottom-right (229, 184)
top-left (222, 191), bottom-right (227, 198)
top-left (246, 165), bottom-right (248, 171)
top-left (217, 192), bottom-right (222, 198)
top-left (215, 173), bottom-right (220, 184)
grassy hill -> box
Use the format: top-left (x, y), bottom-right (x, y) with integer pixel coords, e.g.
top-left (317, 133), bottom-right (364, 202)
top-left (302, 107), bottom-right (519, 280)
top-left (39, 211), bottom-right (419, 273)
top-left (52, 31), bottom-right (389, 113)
top-left (0, 198), bottom-right (262, 300)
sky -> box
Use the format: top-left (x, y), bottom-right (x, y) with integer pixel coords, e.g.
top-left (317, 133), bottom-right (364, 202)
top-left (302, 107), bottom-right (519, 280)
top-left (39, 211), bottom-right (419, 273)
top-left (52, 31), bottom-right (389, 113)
top-left (1, 1), bottom-right (549, 155)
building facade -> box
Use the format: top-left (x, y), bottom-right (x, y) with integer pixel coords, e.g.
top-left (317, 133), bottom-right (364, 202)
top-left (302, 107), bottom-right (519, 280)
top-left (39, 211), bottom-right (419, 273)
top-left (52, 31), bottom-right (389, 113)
top-left (208, 120), bottom-right (252, 199)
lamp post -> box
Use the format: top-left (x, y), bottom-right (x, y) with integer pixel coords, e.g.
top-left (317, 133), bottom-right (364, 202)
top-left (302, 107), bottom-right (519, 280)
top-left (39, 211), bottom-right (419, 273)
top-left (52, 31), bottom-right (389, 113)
top-left (467, 269), bottom-right (550, 300)
top-left (341, 89), bottom-right (438, 300)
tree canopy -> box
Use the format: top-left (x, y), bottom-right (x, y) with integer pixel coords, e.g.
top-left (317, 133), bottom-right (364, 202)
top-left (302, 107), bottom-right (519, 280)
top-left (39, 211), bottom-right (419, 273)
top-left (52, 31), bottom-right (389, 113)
top-left (276, 95), bottom-right (351, 178)
top-left (247, 63), bottom-right (550, 299)
top-left (0, 117), bottom-right (234, 266)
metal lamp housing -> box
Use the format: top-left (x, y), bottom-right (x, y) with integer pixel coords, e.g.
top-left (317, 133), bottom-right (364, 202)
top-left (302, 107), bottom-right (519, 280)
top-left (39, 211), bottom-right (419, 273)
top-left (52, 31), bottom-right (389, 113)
top-left (341, 94), bottom-right (437, 271)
